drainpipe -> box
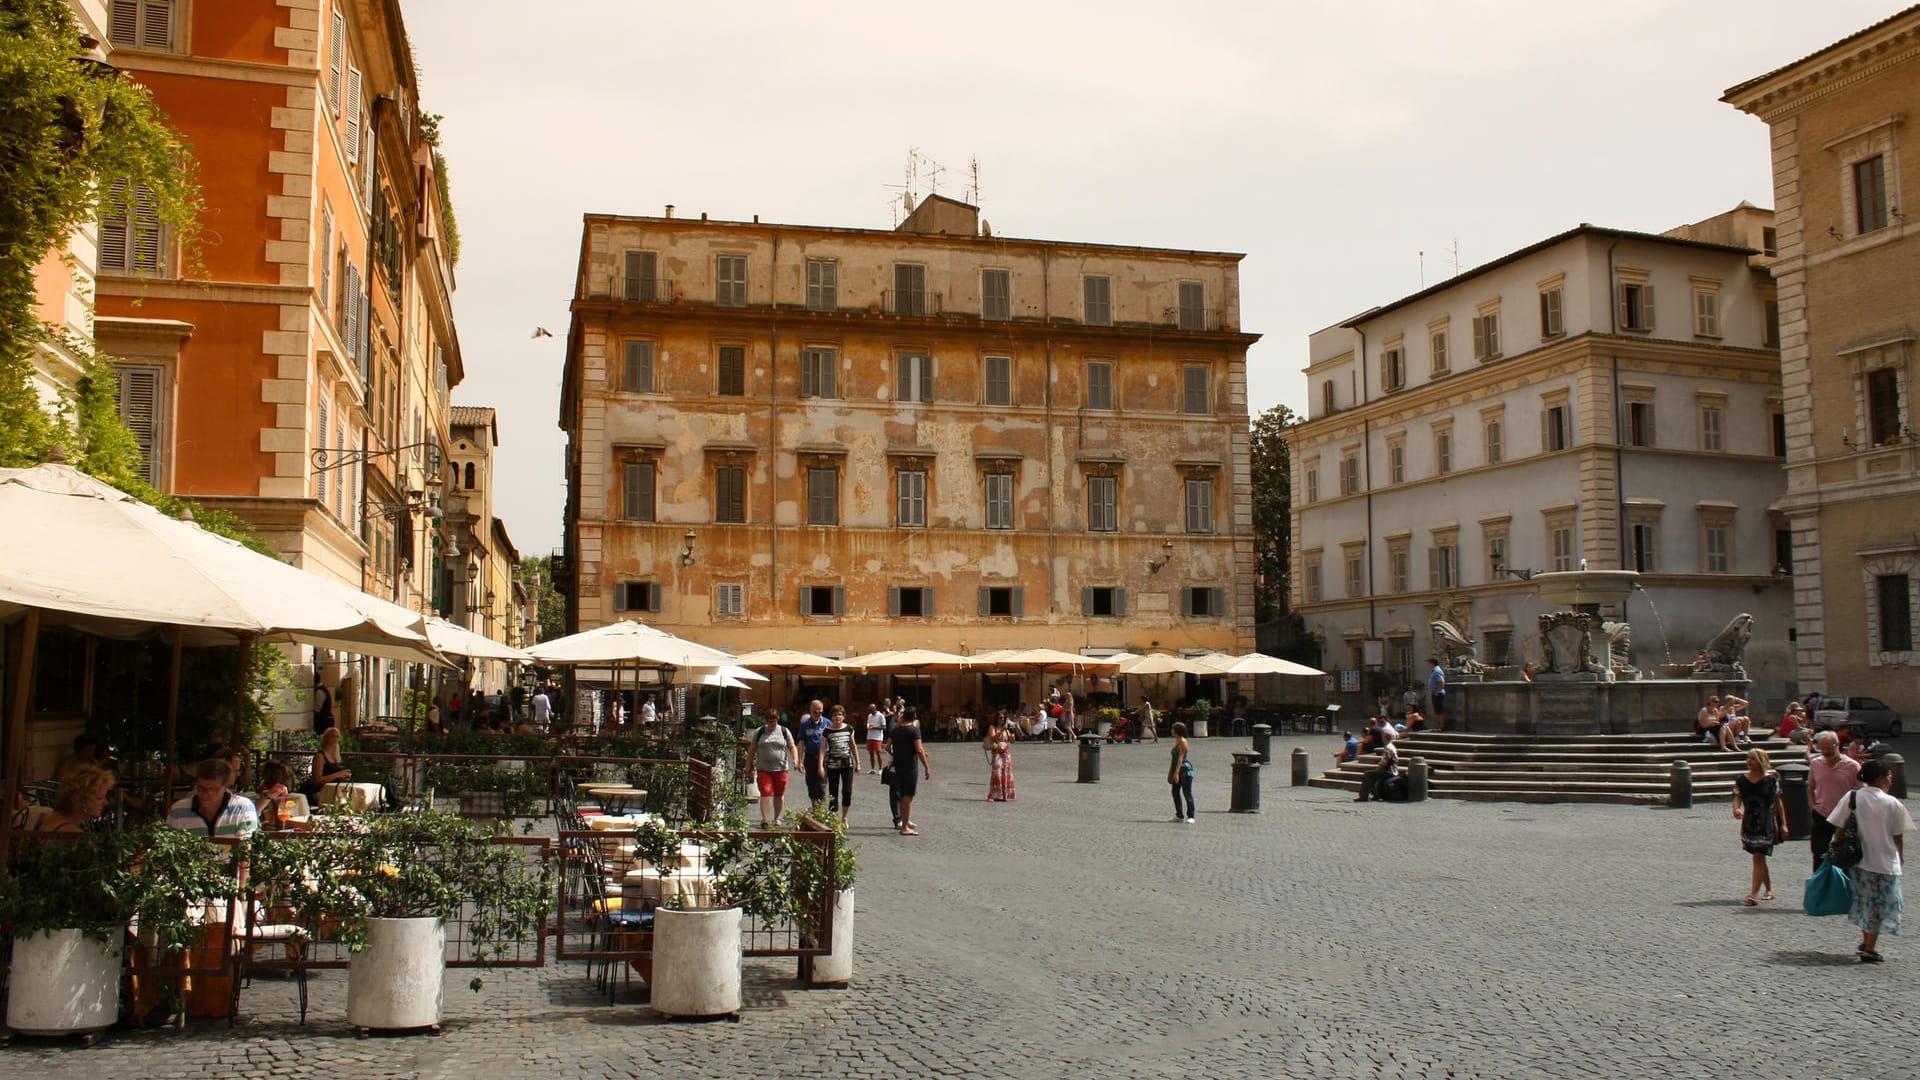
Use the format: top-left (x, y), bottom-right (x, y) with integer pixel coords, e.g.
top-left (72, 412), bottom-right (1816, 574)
top-left (1606, 237), bottom-right (1628, 629)
top-left (1355, 327), bottom-right (1375, 640)
top-left (769, 229), bottom-right (781, 616)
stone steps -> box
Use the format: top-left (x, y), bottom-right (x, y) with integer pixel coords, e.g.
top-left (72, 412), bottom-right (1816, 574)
top-left (1306, 731), bottom-right (1807, 804)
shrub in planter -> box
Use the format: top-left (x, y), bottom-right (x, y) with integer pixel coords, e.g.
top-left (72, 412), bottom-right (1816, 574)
top-left (425, 761), bottom-right (544, 818)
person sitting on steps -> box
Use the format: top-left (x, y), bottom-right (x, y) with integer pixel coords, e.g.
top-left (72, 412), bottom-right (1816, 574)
top-left (1355, 737), bottom-right (1401, 803)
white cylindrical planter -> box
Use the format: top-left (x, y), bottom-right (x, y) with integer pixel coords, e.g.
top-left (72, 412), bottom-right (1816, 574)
top-left (6, 930), bottom-right (122, 1036)
top-left (1096, 719), bottom-right (1112, 737)
top-left (807, 889), bottom-right (855, 987)
top-left (348, 917), bottom-right (446, 1031)
top-left (650, 906), bottom-right (742, 1019)
top-left (1193, 718), bottom-right (1210, 738)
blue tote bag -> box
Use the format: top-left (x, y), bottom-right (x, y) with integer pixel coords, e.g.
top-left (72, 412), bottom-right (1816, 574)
top-left (1803, 859), bottom-right (1855, 917)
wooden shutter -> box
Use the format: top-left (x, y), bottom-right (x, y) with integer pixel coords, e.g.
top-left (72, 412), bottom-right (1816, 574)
top-left (832, 586), bottom-right (846, 616)
top-left (1081, 587), bottom-right (1093, 616)
top-left (328, 7), bottom-right (345, 113)
top-left (360, 117), bottom-right (376, 206)
top-left (344, 68), bottom-right (362, 163)
top-left (1210, 588), bottom-right (1226, 618)
top-left (1115, 587), bottom-right (1128, 617)
top-left (99, 182), bottom-right (129, 272)
top-left (920, 587), bottom-right (934, 616)
top-left (1011, 587), bottom-right (1024, 618)
top-left (316, 396), bottom-right (329, 502)
top-left (318, 206), bottom-right (333, 303)
top-left (613, 582), bottom-right (628, 611)
top-left (978, 587), bottom-right (991, 616)
top-left (918, 356), bottom-right (934, 403)
top-left (110, 0), bottom-right (139, 45)
top-left (647, 583), bottom-right (663, 612)
top-left (1641, 287), bottom-right (1655, 330)
top-left (116, 365), bottom-right (163, 487)
top-left (143, 0), bottom-right (173, 49)
top-left (888, 586), bottom-right (901, 617)
top-left (129, 185), bottom-right (163, 272)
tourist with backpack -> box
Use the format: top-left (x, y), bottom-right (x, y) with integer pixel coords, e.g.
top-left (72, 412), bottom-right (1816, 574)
top-left (752, 713), bottom-right (800, 827)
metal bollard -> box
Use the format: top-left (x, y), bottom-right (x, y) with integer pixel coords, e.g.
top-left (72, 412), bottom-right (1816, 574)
top-left (1290, 747), bottom-right (1309, 787)
top-left (1885, 752), bottom-right (1908, 800)
top-left (1077, 734), bottom-right (1102, 783)
top-left (1407, 756), bottom-right (1429, 802)
top-left (1669, 759), bottom-right (1693, 809)
top-left (1252, 724), bottom-right (1273, 765)
top-left (1229, 751), bottom-right (1262, 812)
top-left (1775, 761), bottom-right (1810, 840)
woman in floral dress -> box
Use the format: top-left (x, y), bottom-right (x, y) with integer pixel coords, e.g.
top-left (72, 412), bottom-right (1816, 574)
top-left (986, 717), bottom-right (1016, 802)
top-left (1732, 747), bottom-right (1788, 905)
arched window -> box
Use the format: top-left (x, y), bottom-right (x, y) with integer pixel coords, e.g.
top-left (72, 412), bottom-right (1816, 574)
top-left (463, 462), bottom-right (475, 489)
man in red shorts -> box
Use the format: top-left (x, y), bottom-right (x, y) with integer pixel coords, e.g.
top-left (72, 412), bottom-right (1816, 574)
top-left (752, 712), bottom-right (800, 826)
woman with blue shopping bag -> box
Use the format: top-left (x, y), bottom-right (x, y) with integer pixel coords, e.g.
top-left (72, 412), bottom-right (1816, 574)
top-left (1821, 761), bottom-right (1915, 962)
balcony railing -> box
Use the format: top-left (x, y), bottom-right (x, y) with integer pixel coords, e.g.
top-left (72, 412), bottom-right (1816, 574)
top-left (881, 289), bottom-right (944, 317)
top-left (614, 277), bottom-right (675, 303)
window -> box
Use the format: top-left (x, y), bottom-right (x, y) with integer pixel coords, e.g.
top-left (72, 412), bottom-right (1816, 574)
top-left (1340, 453), bottom-right (1360, 496)
top-left (715, 255), bottom-right (747, 306)
top-left (984, 473), bottom-right (1015, 530)
top-left (114, 363), bottom-right (166, 488)
top-left (1626, 399), bottom-right (1654, 448)
top-left (1630, 523), bottom-right (1657, 573)
top-left (717, 345), bottom-right (746, 396)
top-left (99, 181), bottom-right (166, 275)
top-left (1304, 465), bottom-right (1320, 504)
top-left (896, 469), bottom-right (926, 527)
top-left (327, 7), bottom-right (344, 113)
top-left (714, 466), bottom-right (746, 524)
top-left (1772, 410), bottom-right (1788, 457)
top-left (623, 341), bottom-right (654, 392)
top-left (1177, 281), bottom-right (1206, 330)
top-left (982, 269), bottom-right (1011, 321)
top-left (1700, 402), bottom-right (1725, 451)
top-left (1551, 526), bottom-right (1574, 573)
top-left (1764, 300), bottom-right (1781, 346)
top-left (1855, 155), bottom-right (1890, 234)
top-left (1434, 427), bottom-right (1453, 475)
top-left (889, 586), bottom-right (934, 618)
top-left (1486, 534), bottom-right (1508, 581)
top-left (893, 263), bottom-right (926, 315)
top-left (343, 66), bottom-right (362, 164)
top-left (1694, 288), bottom-right (1720, 337)
top-left (1704, 524), bottom-right (1730, 573)
top-left (1321, 380), bottom-right (1336, 414)
top-left (1878, 575), bottom-right (1913, 652)
top-left (613, 581), bottom-right (662, 613)
top-left (463, 462), bottom-right (475, 489)
top-left (1183, 587), bottom-right (1226, 618)
top-left (807, 468), bottom-right (838, 526)
top-left (1082, 586), bottom-right (1127, 618)
top-left (319, 203), bottom-right (333, 309)
top-left (1086, 475), bottom-right (1117, 532)
top-left (1390, 546), bottom-right (1410, 593)
top-left (1430, 329), bottom-right (1450, 375)
top-left (984, 356), bottom-right (1013, 407)
top-left (1381, 347), bottom-right (1406, 392)
top-left (1539, 287), bottom-right (1564, 338)
top-left (1762, 227), bottom-right (1779, 257)
top-left (1304, 558), bottom-right (1322, 604)
top-left (109, 0), bottom-right (176, 50)
top-left (979, 586), bottom-right (1024, 617)
top-left (1387, 439), bottom-right (1406, 485)
top-left (1868, 368), bottom-right (1902, 445)
top-left (1183, 366), bottom-right (1210, 414)
top-left (897, 352), bottom-right (934, 403)
top-left (1484, 631), bottom-right (1513, 667)
top-left (805, 259), bottom-right (838, 310)
top-left (800, 347), bottom-right (837, 398)
top-left (1484, 416), bottom-right (1504, 464)
top-left (1544, 404), bottom-right (1571, 451)
top-left (1083, 275), bottom-right (1112, 326)
top-left (621, 462), bottom-right (655, 522)
top-left (1185, 478), bottom-right (1214, 534)
top-left (802, 585), bottom-right (845, 618)
top-left (1344, 553), bottom-right (1364, 598)
top-left (624, 251), bottom-right (659, 302)
top-left (1618, 281), bottom-right (1655, 332)
top-left (1774, 528), bottom-right (1793, 575)
top-left (1472, 311), bottom-right (1501, 361)
top-left (1086, 361), bottom-right (1114, 410)
top-left (715, 583), bottom-right (745, 617)
top-left (1428, 544), bottom-right (1458, 589)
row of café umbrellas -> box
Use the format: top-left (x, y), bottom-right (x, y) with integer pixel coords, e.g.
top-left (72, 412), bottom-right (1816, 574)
top-left (723, 647), bottom-right (1323, 678)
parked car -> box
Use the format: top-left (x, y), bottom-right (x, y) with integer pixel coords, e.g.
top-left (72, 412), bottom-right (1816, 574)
top-left (1812, 694), bottom-right (1904, 737)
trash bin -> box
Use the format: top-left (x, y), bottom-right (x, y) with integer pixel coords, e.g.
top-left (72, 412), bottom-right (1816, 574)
top-left (1291, 747), bottom-right (1309, 786)
top-left (1252, 724), bottom-right (1273, 765)
top-left (1077, 734), bottom-right (1102, 783)
top-left (1229, 750), bottom-right (1262, 813)
top-left (1884, 752), bottom-right (1909, 800)
top-left (1407, 756), bottom-right (1429, 803)
top-left (1669, 759), bottom-right (1693, 809)
top-left (1776, 761), bottom-right (1810, 840)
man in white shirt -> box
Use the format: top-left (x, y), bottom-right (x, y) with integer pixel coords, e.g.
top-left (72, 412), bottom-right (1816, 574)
top-left (530, 688), bottom-right (552, 729)
top-left (1827, 760), bottom-right (1914, 963)
top-left (639, 693), bottom-right (658, 727)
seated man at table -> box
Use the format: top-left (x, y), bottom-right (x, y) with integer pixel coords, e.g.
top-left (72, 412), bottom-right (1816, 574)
top-left (168, 758), bottom-right (261, 839)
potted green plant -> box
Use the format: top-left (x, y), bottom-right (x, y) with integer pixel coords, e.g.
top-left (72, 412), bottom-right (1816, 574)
top-left (1192, 698), bottom-right (1214, 738)
top-left (1, 824), bottom-right (243, 1037)
top-left (787, 808), bottom-right (856, 987)
top-left (1094, 706), bottom-right (1124, 739)
top-left (427, 761), bottom-right (543, 819)
top-left (247, 809), bottom-right (552, 1033)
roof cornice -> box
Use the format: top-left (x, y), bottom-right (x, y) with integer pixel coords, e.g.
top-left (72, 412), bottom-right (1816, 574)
top-left (1723, 8), bottom-right (1920, 119)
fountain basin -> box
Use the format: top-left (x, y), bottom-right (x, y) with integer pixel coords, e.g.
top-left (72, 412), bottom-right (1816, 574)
top-left (1532, 570), bottom-right (1639, 609)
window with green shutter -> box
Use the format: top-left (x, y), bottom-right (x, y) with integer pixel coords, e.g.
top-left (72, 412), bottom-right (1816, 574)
top-left (622, 462), bottom-right (655, 522)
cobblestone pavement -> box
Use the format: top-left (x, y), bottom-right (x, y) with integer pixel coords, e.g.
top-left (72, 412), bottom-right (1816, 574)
top-left (9, 735), bottom-right (1920, 1078)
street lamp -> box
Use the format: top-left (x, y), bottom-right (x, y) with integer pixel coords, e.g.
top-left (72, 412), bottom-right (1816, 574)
top-left (680, 530), bottom-right (697, 566)
top-left (1147, 539), bottom-right (1175, 574)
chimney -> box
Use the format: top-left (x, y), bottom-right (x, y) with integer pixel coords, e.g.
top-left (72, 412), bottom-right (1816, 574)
top-left (701, 212), bottom-right (708, 221)
top-left (664, 204), bottom-right (674, 219)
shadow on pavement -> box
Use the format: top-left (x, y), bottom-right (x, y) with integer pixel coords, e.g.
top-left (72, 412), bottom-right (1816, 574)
top-left (1766, 950), bottom-right (1862, 967)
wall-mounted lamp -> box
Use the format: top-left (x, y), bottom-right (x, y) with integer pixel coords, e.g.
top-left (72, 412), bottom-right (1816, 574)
top-left (1147, 539), bottom-right (1175, 574)
top-left (680, 530), bottom-right (697, 566)
top-left (1842, 429), bottom-right (1857, 451)
top-left (1492, 562), bottom-right (1540, 582)
top-left (1829, 224), bottom-right (1845, 241)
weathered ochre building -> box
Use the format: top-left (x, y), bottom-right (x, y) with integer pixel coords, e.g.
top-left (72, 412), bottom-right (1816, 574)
top-left (560, 197), bottom-right (1258, 709)
top-left (1726, 8), bottom-right (1920, 715)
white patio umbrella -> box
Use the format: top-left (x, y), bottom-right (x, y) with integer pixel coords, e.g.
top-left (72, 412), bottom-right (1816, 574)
top-left (423, 615), bottom-right (533, 663)
top-left (1115, 652), bottom-right (1220, 676)
top-left (1195, 652), bottom-right (1325, 677)
top-left (732, 649), bottom-right (843, 672)
top-left (853, 649), bottom-right (972, 670)
top-left (524, 619), bottom-right (735, 669)
top-left (971, 648), bottom-right (1123, 669)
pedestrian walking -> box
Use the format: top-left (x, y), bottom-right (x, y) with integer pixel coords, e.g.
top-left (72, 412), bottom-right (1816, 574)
top-left (1733, 747), bottom-right (1788, 905)
top-left (1138, 696), bottom-right (1158, 743)
top-left (864, 702), bottom-right (888, 774)
top-left (1826, 760), bottom-right (1914, 962)
top-left (751, 713), bottom-right (800, 826)
top-left (1427, 661), bottom-right (1447, 732)
top-left (822, 706), bottom-right (857, 823)
top-left (799, 699), bottom-right (830, 807)
top-left (1809, 730), bottom-right (1863, 870)
top-left (1168, 721), bottom-right (1195, 823)
top-left (987, 717), bottom-right (1015, 802)
top-left (889, 707), bottom-right (931, 836)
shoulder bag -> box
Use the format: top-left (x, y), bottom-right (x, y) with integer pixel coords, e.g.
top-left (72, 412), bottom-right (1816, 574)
top-left (1803, 858), bottom-right (1855, 917)
top-left (1827, 791), bottom-right (1865, 870)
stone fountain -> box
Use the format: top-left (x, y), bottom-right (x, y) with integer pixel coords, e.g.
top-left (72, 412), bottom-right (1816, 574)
top-left (1440, 569), bottom-right (1754, 736)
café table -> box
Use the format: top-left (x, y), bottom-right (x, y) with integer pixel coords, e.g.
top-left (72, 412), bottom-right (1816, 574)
top-left (316, 781), bottom-right (385, 812)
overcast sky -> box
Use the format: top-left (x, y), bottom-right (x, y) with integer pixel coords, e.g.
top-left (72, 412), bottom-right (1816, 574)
top-left (405, 0), bottom-right (1893, 556)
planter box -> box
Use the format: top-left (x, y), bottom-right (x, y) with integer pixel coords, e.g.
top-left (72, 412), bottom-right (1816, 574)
top-left (7, 929), bottom-right (122, 1036)
top-left (458, 791), bottom-right (506, 819)
top-left (347, 917), bottom-right (446, 1031)
top-left (650, 907), bottom-right (741, 1019)
top-left (806, 888), bottom-right (855, 987)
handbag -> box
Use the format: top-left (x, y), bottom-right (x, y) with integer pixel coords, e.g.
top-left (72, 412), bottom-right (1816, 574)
top-left (1828, 791), bottom-right (1865, 869)
top-left (1803, 858), bottom-right (1855, 917)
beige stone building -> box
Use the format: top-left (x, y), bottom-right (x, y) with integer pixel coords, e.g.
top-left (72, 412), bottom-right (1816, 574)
top-left (446, 405), bottom-right (521, 691)
top-left (559, 196), bottom-right (1258, 710)
top-left (1726, 8), bottom-right (1920, 718)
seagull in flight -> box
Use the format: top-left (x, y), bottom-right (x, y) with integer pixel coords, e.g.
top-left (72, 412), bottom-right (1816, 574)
top-left (531, 327), bottom-right (554, 339)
